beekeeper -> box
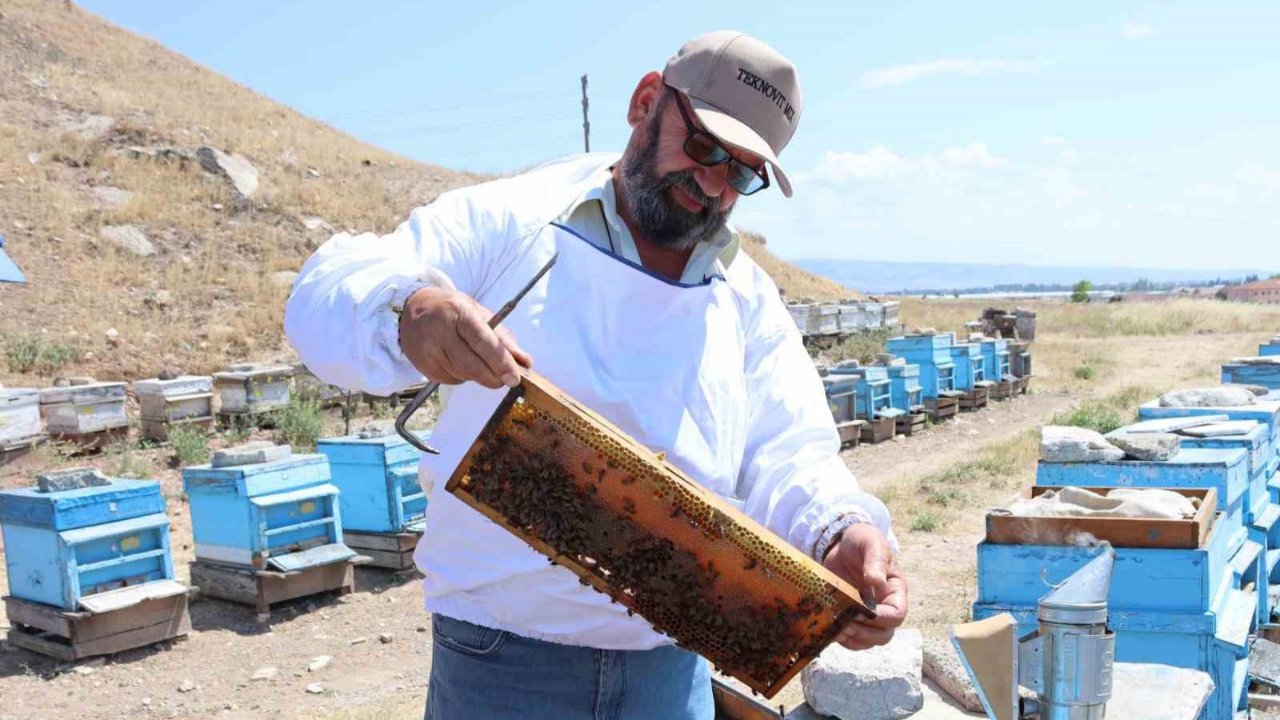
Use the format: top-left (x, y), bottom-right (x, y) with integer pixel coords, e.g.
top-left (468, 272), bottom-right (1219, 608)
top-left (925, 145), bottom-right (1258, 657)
top-left (286, 31), bottom-right (907, 720)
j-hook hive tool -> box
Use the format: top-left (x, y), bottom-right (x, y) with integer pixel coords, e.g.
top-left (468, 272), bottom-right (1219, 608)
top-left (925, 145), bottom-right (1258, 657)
top-left (394, 253), bottom-right (559, 455)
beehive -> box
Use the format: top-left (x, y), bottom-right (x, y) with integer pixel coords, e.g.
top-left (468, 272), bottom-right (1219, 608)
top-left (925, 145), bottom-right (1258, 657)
top-left (212, 364), bottom-right (293, 415)
top-left (881, 301), bottom-right (900, 329)
top-left (0, 470), bottom-right (176, 611)
top-left (293, 363), bottom-right (347, 406)
top-left (885, 364), bottom-right (923, 413)
top-left (816, 304), bottom-right (840, 336)
top-left (39, 382), bottom-right (128, 438)
top-left (786, 303), bottom-right (819, 337)
top-left (947, 342), bottom-right (986, 391)
top-left (886, 334), bottom-right (957, 399)
top-left (446, 372), bottom-right (873, 697)
top-left (134, 375), bottom-right (214, 441)
top-left (316, 427), bottom-right (430, 534)
top-left (1222, 357), bottom-right (1280, 391)
top-left (0, 388), bottom-right (42, 446)
top-left (1261, 338), bottom-right (1280, 357)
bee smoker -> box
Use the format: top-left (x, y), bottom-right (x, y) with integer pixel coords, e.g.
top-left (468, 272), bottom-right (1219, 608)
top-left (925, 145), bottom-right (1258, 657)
top-left (951, 546), bottom-right (1116, 720)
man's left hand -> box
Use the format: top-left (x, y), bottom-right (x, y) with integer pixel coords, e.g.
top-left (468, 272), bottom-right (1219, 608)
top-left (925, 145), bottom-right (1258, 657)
top-left (822, 523), bottom-right (909, 650)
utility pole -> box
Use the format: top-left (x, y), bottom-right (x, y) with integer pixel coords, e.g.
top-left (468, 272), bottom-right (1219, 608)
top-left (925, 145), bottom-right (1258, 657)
top-left (580, 74), bottom-right (590, 153)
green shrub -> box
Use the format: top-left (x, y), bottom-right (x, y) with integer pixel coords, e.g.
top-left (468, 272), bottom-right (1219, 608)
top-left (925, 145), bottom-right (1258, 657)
top-left (909, 511), bottom-right (941, 533)
top-left (170, 427), bottom-right (210, 466)
top-left (107, 440), bottom-right (151, 480)
top-left (273, 400), bottom-right (326, 451)
top-left (1052, 402), bottom-right (1125, 434)
top-left (1073, 364), bottom-right (1096, 380)
top-left (3, 335), bottom-right (81, 376)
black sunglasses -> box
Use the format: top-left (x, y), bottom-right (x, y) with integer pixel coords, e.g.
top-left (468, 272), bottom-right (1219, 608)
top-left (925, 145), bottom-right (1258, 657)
top-left (667, 87), bottom-right (770, 196)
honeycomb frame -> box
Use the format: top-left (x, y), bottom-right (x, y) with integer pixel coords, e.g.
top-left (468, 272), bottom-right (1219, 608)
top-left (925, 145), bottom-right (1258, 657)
top-left (446, 371), bottom-right (874, 697)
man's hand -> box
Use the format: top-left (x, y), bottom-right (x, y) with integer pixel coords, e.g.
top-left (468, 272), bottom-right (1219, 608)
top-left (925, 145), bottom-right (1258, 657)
top-left (399, 287), bottom-right (532, 389)
top-left (822, 523), bottom-right (909, 650)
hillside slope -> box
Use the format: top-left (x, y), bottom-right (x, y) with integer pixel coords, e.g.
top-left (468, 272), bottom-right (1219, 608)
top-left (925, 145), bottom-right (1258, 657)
top-left (0, 0), bottom-right (851, 386)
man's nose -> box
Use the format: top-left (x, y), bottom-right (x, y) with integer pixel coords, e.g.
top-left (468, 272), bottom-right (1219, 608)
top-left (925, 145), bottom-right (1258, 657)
top-left (692, 163), bottom-right (729, 197)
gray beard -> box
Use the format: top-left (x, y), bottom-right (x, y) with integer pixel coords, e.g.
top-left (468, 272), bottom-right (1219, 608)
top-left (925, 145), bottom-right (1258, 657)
top-left (620, 116), bottom-right (731, 250)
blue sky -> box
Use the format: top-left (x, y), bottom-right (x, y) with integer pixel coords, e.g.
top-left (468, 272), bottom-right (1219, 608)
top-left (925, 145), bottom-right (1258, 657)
top-left (80, 1), bottom-right (1279, 271)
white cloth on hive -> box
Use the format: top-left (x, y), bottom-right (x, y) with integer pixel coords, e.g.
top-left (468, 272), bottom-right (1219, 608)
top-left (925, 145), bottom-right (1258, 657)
top-left (1007, 486), bottom-right (1197, 520)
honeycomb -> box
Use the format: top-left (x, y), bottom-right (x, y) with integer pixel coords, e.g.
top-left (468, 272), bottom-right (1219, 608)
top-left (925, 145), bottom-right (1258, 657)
top-left (446, 372), bottom-right (874, 697)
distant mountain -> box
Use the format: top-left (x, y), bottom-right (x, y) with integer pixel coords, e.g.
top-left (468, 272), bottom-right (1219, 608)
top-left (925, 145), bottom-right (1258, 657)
top-left (793, 258), bottom-right (1267, 295)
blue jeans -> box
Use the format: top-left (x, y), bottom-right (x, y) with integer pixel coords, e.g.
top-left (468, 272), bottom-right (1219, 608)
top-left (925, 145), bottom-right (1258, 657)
top-left (426, 614), bottom-right (714, 720)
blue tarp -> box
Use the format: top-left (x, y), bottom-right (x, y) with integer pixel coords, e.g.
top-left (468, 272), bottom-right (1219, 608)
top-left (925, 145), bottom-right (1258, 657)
top-left (0, 233), bottom-right (26, 284)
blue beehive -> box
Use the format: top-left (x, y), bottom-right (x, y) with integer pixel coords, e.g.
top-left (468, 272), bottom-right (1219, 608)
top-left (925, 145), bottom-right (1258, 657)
top-left (974, 531), bottom-right (1256, 720)
top-left (822, 373), bottom-right (859, 424)
top-left (1222, 359), bottom-right (1280, 391)
top-left (1178, 422), bottom-right (1280, 602)
top-left (1138, 399), bottom-right (1280, 486)
top-left (885, 335), bottom-right (956, 399)
top-left (947, 342), bottom-right (986, 392)
top-left (1261, 338), bottom-right (1280, 357)
top-left (979, 339), bottom-right (1012, 382)
top-left (829, 365), bottom-right (899, 421)
top-left (0, 470), bottom-right (175, 611)
top-left (182, 446), bottom-right (355, 572)
top-left (886, 364), bottom-right (923, 413)
top-left (316, 428), bottom-right (430, 534)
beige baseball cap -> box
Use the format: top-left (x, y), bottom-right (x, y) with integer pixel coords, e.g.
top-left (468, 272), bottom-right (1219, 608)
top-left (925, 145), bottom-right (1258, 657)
top-left (664, 31), bottom-right (802, 197)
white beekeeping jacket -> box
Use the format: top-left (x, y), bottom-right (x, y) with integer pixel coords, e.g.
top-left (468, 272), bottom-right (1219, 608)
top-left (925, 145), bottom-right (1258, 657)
top-left (285, 153), bottom-right (895, 650)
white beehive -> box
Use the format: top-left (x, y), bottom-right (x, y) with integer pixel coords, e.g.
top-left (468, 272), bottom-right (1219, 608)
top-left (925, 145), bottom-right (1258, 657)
top-left (134, 375), bottom-right (214, 441)
top-left (817, 304), bottom-right (841, 335)
top-left (0, 389), bottom-right (42, 446)
top-left (212, 364), bottom-right (293, 415)
top-left (39, 382), bottom-right (128, 437)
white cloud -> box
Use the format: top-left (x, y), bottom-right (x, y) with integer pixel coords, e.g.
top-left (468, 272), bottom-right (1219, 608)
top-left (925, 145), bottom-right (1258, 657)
top-left (1041, 136), bottom-right (1067, 146)
top-left (857, 58), bottom-right (1044, 89)
top-left (1124, 23), bottom-right (1154, 39)
top-left (1058, 148), bottom-right (1080, 163)
top-left (940, 142), bottom-right (1007, 168)
top-left (814, 147), bottom-right (917, 180)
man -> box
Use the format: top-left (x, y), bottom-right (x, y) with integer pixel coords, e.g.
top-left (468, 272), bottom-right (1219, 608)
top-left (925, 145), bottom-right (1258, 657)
top-left (287, 31), bottom-right (906, 720)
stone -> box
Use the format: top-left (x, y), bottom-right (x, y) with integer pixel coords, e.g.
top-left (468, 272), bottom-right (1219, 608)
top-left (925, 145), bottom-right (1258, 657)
top-left (356, 422), bottom-right (395, 440)
top-left (145, 289), bottom-right (171, 307)
top-left (1158, 387), bottom-right (1256, 408)
top-left (921, 638), bottom-right (983, 712)
top-left (56, 112), bottom-right (115, 140)
top-left (72, 665), bottom-right (96, 676)
top-left (178, 680), bottom-right (197, 693)
top-left (1106, 432), bottom-right (1181, 461)
top-left (100, 225), bottom-right (156, 257)
top-left (38, 467), bottom-right (111, 493)
top-left (211, 442), bottom-right (291, 468)
top-left (307, 656), bottom-right (331, 672)
top-left (299, 216), bottom-right (334, 233)
top-left (1040, 426), bottom-right (1125, 463)
top-left (271, 270), bottom-right (298, 288)
top-left (28, 151), bottom-right (39, 165)
top-left (1179, 421), bottom-right (1258, 438)
top-left (350, 637), bottom-right (368, 646)
top-left (1120, 415), bottom-right (1229, 434)
top-left (90, 186), bottom-right (135, 209)
top-left (416, 625), bottom-right (428, 633)
top-left (306, 683), bottom-right (324, 695)
top-left (802, 630), bottom-right (923, 720)
top-left (307, 167), bottom-right (321, 178)
top-left (68, 376), bottom-right (96, 386)
top-left (197, 146), bottom-right (259, 199)
top-left (53, 376), bottom-right (71, 387)
top-left (378, 632), bottom-right (394, 644)
top-left (250, 667), bottom-right (278, 681)
top-left (158, 367), bottom-right (182, 381)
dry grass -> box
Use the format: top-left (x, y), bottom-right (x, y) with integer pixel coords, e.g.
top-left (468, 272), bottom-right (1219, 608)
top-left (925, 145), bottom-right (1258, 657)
top-left (739, 231), bottom-right (855, 301)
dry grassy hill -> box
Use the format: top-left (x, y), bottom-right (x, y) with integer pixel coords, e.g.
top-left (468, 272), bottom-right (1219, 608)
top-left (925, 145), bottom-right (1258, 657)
top-left (0, 0), bottom-right (852, 387)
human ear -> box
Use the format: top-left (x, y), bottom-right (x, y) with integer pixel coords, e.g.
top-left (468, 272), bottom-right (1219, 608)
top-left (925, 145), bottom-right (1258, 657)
top-left (626, 71), bottom-right (665, 129)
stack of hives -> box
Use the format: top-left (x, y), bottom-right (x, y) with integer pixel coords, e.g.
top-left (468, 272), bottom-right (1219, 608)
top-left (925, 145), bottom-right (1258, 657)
top-left (785, 298), bottom-right (902, 343)
top-left (973, 387), bottom-right (1280, 720)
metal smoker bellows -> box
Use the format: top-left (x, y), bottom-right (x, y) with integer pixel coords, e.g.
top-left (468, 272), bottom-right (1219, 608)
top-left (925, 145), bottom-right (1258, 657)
top-left (952, 546), bottom-right (1117, 720)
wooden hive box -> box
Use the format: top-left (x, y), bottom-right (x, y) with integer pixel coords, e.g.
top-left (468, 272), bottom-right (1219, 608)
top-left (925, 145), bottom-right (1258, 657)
top-left (0, 388), bottom-right (42, 446)
top-left (447, 372), bottom-right (873, 698)
top-left (134, 375), bottom-right (214, 441)
top-left (212, 364), bottom-right (293, 415)
top-left (39, 382), bottom-right (128, 437)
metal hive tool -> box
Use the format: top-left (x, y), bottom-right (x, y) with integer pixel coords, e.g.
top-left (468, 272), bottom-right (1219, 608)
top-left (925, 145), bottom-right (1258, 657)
top-left (446, 371), bottom-right (875, 698)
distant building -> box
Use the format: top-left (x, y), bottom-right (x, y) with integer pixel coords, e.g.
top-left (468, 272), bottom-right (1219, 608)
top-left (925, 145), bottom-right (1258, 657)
top-left (1225, 279), bottom-right (1280, 304)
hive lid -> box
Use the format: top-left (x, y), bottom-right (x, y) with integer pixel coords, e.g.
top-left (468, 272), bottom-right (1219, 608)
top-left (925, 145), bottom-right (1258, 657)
top-left (182, 453), bottom-right (330, 496)
top-left (211, 364), bottom-right (293, 380)
top-left (0, 476), bottom-right (165, 530)
top-left (134, 375), bottom-right (213, 395)
top-left (38, 382), bottom-right (126, 404)
top-left (0, 388), bottom-right (40, 406)
top-left (317, 426), bottom-right (432, 447)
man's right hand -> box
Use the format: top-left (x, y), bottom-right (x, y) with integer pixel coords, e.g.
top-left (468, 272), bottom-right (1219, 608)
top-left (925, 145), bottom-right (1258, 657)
top-left (399, 287), bottom-right (532, 389)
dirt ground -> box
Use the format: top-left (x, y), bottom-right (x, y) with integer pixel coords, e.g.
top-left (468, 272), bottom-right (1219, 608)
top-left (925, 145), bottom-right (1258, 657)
top-left (0, 329), bottom-right (1269, 719)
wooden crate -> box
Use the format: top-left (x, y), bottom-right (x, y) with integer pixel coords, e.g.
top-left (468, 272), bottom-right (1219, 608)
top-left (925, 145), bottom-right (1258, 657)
top-left (924, 395), bottom-right (959, 422)
top-left (4, 584), bottom-right (190, 661)
top-left (189, 558), bottom-right (363, 621)
top-left (958, 385), bottom-right (989, 411)
top-left (834, 420), bottom-right (863, 449)
top-left (989, 380), bottom-right (1016, 401)
top-left (859, 416), bottom-right (895, 444)
top-left (343, 530), bottom-right (420, 572)
top-left (894, 412), bottom-right (927, 437)
top-left (986, 486), bottom-right (1217, 549)
top-left (446, 371), bottom-right (874, 698)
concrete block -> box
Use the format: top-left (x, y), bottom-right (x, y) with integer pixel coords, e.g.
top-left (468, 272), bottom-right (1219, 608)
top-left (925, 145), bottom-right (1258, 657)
top-left (1040, 426), bottom-right (1125, 463)
top-left (801, 629), bottom-right (923, 720)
